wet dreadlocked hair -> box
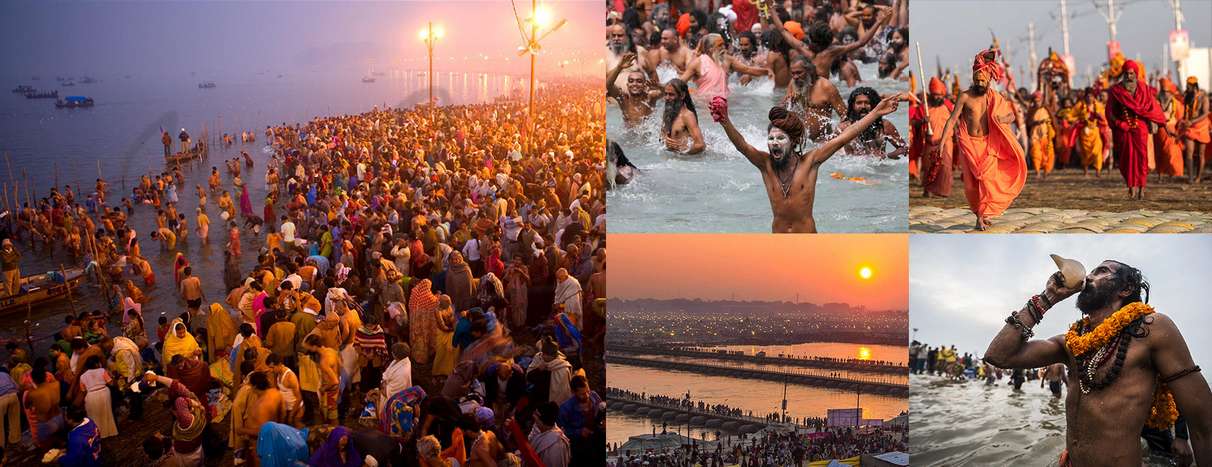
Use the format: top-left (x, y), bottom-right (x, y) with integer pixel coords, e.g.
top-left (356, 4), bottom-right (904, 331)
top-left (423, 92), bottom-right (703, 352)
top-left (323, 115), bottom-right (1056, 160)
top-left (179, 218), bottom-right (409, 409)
top-left (847, 86), bottom-right (885, 143)
top-left (1108, 260), bottom-right (1150, 304)
top-left (662, 79), bottom-right (696, 136)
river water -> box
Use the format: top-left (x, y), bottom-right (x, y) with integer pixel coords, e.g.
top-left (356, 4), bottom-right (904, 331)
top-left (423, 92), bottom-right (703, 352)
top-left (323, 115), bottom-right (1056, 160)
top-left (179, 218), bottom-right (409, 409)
top-left (606, 61), bottom-right (908, 233)
top-left (0, 69), bottom-right (520, 344)
top-left (909, 373), bottom-right (1173, 466)
top-left (607, 361), bottom-right (908, 447)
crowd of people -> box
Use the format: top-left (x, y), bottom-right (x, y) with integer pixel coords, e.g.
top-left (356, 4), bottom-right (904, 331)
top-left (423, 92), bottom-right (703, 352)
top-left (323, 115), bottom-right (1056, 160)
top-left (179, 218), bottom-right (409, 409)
top-left (606, 0), bottom-right (909, 232)
top-left (910, 42), bottom-right (1212, 229)
top-left (610, 426), bottom-right (906, 467)
top-left (0, 80), bottom-right (606, 466)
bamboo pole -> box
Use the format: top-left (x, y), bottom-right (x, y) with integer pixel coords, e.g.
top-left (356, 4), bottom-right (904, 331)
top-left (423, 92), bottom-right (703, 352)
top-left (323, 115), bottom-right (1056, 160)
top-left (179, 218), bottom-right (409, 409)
top-left (60, 264), bottom-right (76, 314)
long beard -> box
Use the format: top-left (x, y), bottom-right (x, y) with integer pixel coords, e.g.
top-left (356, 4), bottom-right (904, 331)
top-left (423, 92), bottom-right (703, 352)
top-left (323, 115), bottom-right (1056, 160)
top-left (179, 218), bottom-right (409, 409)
top-left (970, 85), bottom-right (988, 96)
top-left (609, 42), bottom-right (628, 55)
top-left (770, 146), bottom-right (790, 167)
top-left (928, 96), bottom-right (944, 107)
top-left (1076, 281), bottom-right (1116, 314)
top-left (847, 109), bottom-right (883, 142)
top-left (662, 99), bottom-right (685, 135)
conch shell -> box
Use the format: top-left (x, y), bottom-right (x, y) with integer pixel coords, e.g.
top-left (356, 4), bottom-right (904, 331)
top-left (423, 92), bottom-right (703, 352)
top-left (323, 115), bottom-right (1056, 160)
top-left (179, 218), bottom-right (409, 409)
top-left (1050, 254), bottom-right (1086, 289)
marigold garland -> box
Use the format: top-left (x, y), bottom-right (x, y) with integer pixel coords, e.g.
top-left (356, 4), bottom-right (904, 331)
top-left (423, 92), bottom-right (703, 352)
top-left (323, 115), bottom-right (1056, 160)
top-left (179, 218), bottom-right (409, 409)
top-left (1064, 302), bottom-right (1177, 429)
top-left (1065, 302), bottom-right (1154, 357)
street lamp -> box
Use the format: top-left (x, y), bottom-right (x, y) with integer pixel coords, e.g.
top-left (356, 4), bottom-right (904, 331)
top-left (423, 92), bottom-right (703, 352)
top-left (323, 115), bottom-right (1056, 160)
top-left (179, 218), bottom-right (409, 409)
top-left (513, 0), bottom-right (565, 151)
top-left (418, 22), bottom-right (445, 117)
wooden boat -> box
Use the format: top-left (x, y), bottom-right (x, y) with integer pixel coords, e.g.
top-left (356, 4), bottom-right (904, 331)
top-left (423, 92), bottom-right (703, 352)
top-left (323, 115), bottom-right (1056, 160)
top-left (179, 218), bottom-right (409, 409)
top-left (11, 85), bottom-right (34, 94)
top-left (165, 141), bottom-right (209, 165)
top-left (55, 96), bottom-right (94, 108)
top-left (25, 90), bottom-right (58, 99)
top-left (0, 267), bottom-right (85, 313)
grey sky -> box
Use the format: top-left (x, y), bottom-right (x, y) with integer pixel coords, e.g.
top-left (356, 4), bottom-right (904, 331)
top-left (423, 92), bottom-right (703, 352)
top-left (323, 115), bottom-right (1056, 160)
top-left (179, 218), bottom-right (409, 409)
top-left (0, 0), bottom-right (600, 82)
top-left (910, 235), bottom-right (1212, 367)
top-left (911, 0), bottom-right (1211, 86)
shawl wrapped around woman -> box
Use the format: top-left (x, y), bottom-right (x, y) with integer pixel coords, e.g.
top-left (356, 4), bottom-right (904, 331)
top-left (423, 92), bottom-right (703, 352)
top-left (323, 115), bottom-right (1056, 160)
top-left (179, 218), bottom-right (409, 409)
top-left (444, 258), bottom-right (476, 312)
top-left (379, 386), bottom-right (426, 439)
top-left (162, 319), bottom-right (201, 366)
top-left (353, 325), bottom-right (389, 362)
top-left (308, 425), bottom-right (362, 467)
top-left (257, 422), bottom-right (310, 467)
top-left (207, 303), bottom-right (238, 363)
top-left (408, 280), bottom-right (439, 365)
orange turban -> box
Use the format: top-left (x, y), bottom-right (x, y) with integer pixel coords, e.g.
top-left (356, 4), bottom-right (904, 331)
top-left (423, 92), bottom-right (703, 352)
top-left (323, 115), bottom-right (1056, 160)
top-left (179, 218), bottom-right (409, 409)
top-left (1188, 76), bottom-right (1199, 86)
top-left (928, 77), bottom-right (946, 95)
top-left (972, 48), bottom-right (1006, 85)
top-left (784, 21), bottom-right (804, 41)
top-left (1160, 77), bottom-right (1178, 95)
top-left (676, 13), bottom-right (691, 37)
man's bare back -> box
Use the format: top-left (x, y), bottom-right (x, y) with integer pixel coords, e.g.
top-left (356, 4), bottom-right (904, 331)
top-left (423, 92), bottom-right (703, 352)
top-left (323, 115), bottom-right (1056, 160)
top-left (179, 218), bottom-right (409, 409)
top-left (786, 77), bottom-right (845, 142)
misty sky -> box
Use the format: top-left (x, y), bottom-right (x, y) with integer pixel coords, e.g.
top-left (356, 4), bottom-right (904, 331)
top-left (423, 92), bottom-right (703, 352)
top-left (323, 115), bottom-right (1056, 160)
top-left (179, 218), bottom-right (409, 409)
top-left (910, 235), bottom-right (1212, 367)
top-left (609, 234), bottom-right (909, 311)
top-left (0, 0), bottom-right (601, 81)
top-left (911, 0), bottom-right (1211, 86)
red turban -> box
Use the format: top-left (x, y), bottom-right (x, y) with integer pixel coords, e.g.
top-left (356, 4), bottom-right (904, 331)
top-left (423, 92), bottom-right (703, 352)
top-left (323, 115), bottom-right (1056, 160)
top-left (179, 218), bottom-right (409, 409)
top-left (1122, 60), bottom-right (1144, 80)
top-left (676, 13), bottom-right (691, 37)
top-left (971, 48), bottom-right (1006, 85)
top-left (928, 77), bottom-right (946, 95)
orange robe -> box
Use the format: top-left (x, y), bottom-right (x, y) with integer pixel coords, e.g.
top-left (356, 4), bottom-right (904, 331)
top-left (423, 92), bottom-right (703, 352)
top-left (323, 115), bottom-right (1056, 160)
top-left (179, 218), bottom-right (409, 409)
top-left (944, 91), bottom-right (1027, 218)
top-left (1156, 97), bottom-right (1185, 177)
top-left (1183, 97), bottom-right (1210, 143)
top-left (919, 103), bottom-right (954, 196)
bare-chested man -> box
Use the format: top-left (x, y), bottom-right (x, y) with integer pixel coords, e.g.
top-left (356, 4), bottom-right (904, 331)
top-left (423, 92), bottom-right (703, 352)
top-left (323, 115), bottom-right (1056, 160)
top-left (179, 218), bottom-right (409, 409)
top-left (237, 371), bottom-right (284, 461)
top-left (782, 57), bottom-right (846, 142)
top-left (938, 50), bottom-right (1027, 230)
top-left (839, 87), bottom-right (906, 158)
top-left (1042, 362), bottom-right (1066, 398)
top-left (984, 261), bottom-right (1212, 466)
top-left (179, 266), bottom-right (204, 317)
top-left (647, 28), bottom-right (692, 73)
top-left (679, 34), bottom-right (768, 103)
top-left (661, 79), bottom-right (705, 155)
top-left (1179, 77), bottom-right (1209, 183)
top-left (769, 2), bottom-right (891, 88)
top-left (607, 24), bottom-right (653, 90)
top-left (710, 94), bottom-right (900, 233)
top-left (607, 53), bottom-right (661, 127)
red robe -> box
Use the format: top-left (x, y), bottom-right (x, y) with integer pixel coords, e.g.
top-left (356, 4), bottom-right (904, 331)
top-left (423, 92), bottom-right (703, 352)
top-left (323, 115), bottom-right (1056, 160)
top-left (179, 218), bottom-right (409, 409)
top-left (1106, 81), bottom-right (1166, 188)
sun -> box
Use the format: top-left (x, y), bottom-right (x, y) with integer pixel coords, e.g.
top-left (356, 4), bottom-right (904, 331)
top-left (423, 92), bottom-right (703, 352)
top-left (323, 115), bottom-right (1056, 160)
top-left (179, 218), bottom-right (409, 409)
top-left (858, 266), bottom-right (873, 280)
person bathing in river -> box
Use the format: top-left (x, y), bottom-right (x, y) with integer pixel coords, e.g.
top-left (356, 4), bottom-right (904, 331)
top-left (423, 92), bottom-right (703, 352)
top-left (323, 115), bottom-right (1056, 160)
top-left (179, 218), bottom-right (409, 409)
top-left (710, 93), bottom-right (901, 233)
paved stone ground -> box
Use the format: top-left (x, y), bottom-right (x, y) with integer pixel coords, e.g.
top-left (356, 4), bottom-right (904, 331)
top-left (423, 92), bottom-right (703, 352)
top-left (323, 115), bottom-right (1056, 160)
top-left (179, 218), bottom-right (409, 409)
top-left (910, 206), bottom-right (1212, 233)
top-left (910, 170), bottom-right (1212, 233)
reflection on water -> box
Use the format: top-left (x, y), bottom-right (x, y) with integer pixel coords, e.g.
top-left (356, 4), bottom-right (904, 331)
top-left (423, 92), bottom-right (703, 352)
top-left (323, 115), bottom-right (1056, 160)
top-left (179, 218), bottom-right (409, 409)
top-left (606, 62), bottom-right (908, 233)
top-left (707, 342), bottom-right (909, 365)
top-left (609, 363), bottom-right (906, 446)
top-left (0, 70), bottom-right (518, 343)
top-left (909, 374), bottom-right (1171, 467)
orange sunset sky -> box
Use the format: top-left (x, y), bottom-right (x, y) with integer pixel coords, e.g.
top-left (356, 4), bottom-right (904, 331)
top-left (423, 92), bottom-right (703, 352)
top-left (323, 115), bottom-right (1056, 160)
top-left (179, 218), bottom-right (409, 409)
top-left (608, 235), bottom-right (908, 311)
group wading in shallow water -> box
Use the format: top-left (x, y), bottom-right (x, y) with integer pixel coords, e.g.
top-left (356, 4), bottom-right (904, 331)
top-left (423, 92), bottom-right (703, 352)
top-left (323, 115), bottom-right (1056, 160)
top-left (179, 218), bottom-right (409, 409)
top-left (606, 0), bottom-right (910, 233)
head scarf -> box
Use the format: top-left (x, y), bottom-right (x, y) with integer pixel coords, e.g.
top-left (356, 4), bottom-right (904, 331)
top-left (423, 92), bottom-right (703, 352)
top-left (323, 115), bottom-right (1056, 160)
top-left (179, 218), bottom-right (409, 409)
top-left (122, 297), bottom-right (142, 324)
top-left (676, 13), bottom-right (691, 37)
top-left (928, 77), bottom-right (946, 95)
top-left (161, 318), bottom-right (200, 365)
top-left (308, 426), bottom-right (361, 467)
top-left (972, 48), bottom-right (1006, 86)
top-left (409, 279), bottom-right (438, 313)
top-left (1160, 77), bottom-right (1178, 95)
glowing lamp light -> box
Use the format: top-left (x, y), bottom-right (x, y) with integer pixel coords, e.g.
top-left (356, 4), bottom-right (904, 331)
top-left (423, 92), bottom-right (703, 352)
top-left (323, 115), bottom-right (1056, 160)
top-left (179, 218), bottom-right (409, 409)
top-left (534, 6), bottom-right (553, 28)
